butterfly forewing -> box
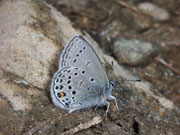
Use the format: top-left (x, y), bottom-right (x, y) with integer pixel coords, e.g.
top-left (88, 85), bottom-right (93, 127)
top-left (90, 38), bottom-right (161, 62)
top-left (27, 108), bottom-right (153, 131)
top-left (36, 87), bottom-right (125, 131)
top-left (59, 36), bottom-right (109, 88)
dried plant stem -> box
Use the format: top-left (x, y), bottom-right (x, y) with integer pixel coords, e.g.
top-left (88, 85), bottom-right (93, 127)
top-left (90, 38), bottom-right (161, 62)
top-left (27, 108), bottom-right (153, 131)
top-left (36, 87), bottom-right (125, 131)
top-left (61, 116), bottom-right (102, 135)
top-left (155, 56), bottom-right (180, 75)
top-left (116, 0), bottom-right (144, 15)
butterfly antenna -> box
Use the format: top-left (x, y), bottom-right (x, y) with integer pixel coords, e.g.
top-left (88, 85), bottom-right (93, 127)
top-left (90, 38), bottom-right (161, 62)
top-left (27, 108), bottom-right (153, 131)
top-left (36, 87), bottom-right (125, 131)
top-left (124, 79), bottom-right (141, 82)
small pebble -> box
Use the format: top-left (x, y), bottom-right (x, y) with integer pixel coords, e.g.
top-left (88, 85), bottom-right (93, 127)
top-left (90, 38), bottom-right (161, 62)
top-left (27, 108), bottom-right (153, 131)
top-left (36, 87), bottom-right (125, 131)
top-left (138, 2), bottom-right (170, 21)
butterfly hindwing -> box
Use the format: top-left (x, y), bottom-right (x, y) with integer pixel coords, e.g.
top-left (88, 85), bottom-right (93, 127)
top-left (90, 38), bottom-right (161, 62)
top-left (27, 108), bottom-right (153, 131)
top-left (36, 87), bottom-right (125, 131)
top-left (51, 67), bottom-right (103, 112)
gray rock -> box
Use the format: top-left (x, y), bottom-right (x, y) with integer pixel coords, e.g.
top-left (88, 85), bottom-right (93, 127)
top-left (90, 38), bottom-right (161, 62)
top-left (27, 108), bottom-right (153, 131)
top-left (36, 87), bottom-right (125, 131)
top-left (113, 38), bottom-right (158, 66)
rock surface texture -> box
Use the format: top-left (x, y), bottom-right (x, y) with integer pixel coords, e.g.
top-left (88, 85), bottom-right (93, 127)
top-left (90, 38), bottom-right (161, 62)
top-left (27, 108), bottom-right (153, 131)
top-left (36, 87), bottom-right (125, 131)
top-left (113, 38), bottom-right (158, 66)
top-left (0, 0), bottom-right (179, 135)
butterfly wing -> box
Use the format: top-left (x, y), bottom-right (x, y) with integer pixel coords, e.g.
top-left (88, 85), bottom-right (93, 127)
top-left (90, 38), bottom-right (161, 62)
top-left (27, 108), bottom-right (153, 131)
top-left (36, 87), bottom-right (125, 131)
top-left (59, 36), bottom-right (109, 89)
top-left (50, 67), bottom-right (105, 113)
top-left (51, 36), bottom-right (111, 112)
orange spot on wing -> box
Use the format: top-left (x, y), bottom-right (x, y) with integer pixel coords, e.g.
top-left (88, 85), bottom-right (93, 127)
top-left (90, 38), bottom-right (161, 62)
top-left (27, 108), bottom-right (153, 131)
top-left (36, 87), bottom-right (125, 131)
top-left (61, 92), bottom-right (64, 98)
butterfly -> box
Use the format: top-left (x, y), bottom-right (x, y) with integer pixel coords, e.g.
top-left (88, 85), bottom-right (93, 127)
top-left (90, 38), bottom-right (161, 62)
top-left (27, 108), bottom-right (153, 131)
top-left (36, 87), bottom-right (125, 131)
top-left (50, 35), bottom-right (118, 113)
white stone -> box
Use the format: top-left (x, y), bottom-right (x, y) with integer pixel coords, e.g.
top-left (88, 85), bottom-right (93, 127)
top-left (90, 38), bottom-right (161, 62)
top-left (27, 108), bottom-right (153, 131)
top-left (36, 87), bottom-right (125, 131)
top-left (138, 2), bottom-right (170, 21)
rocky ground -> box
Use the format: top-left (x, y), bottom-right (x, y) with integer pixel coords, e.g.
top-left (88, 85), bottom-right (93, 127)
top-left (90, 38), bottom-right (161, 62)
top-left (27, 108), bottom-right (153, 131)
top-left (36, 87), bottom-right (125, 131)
top-left (0, 0), bottom-right (180, 135)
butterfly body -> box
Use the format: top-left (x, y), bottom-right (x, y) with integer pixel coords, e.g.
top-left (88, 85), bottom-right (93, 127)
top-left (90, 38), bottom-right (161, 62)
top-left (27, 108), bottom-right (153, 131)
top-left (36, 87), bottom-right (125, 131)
top-left (50, 36), bottom-right (118, 113)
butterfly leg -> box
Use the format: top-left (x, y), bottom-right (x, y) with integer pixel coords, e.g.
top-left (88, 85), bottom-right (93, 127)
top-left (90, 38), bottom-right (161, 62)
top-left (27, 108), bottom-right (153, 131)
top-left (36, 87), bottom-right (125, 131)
top-left (103, 101), bottom-right (110, 115)
top-left (67, 108), bottom-right (78, 114)
top-left (107, 95), bottom-right (119, 110)
top-left (94, 104), bottom-right (99, 112)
